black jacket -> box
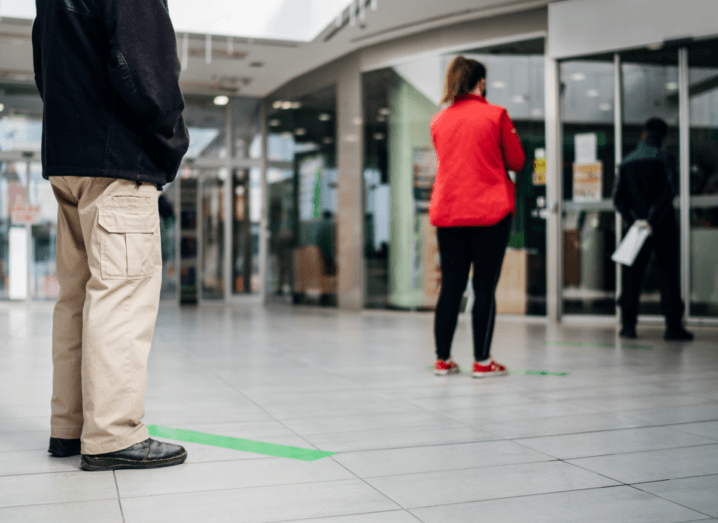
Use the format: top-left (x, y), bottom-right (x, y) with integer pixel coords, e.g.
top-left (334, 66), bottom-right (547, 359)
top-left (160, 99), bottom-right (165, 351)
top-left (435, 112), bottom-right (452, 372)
top-left (613, 138), bottom-right (678, 228)
top-left (32, 0), bottom-right (189, 187)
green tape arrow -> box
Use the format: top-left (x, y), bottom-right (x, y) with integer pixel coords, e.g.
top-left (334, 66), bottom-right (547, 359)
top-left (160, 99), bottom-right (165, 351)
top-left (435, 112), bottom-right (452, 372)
top-left (147, 425), bottom-right (335, 462)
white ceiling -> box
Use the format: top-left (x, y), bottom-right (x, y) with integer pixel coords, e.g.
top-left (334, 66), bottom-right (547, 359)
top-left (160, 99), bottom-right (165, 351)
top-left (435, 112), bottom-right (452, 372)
top-left (0, 0), bottom-right (553, 100)
top-left (1, 0), bottom-right (350, 41)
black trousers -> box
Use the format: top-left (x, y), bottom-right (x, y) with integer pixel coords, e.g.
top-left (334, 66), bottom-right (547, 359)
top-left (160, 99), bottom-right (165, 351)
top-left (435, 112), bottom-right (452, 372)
top-left (434, 215), bottom-right (512, 362)
top-left (619, 217), bottom-right (684, 329)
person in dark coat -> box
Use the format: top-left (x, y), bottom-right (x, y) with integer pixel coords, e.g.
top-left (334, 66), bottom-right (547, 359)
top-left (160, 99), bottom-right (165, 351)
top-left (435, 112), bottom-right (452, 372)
top-left (613, 118), bottom-right (693, 341)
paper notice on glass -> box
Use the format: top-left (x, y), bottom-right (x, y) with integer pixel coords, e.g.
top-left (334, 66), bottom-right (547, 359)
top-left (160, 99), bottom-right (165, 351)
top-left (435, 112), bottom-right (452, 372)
top-left (612, 223), bottom-right (650, 266)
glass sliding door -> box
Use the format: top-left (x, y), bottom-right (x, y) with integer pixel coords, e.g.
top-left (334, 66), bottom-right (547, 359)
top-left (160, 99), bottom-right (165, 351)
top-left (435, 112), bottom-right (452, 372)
top-left (559, 55), bottom-right (617, 315)
top-left (266, 86), bottom-right (338, 306)
top-left (620, 46), bottom-right (681, 319)
top-left (687, 38), bottom-right (718, 318)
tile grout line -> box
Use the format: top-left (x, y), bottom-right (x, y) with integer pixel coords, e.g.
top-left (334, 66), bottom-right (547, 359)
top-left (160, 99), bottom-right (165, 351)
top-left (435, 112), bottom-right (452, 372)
top-left (113, 470), bottom-right (126, 523)
top-left (627, 484), bottom-right (715, 519)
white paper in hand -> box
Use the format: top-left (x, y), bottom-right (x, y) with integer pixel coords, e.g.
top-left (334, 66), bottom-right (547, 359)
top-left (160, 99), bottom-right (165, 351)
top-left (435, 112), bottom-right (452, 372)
top-left (612, 222), bottom-right (650, 266)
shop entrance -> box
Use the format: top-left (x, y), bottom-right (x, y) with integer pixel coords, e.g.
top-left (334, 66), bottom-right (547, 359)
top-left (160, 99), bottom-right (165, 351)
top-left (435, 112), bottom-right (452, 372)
top-left (557, 37), bottom-right (718, 323)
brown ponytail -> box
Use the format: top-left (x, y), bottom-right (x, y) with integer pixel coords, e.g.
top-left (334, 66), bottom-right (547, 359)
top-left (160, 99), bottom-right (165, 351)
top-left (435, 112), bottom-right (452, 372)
top-left (442, 56), bottom-right (486, 104)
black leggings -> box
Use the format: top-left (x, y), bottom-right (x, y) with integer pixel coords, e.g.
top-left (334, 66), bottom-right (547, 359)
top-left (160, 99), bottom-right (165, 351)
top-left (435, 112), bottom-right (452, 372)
top-left (434, 215), bottom-right (512, 362)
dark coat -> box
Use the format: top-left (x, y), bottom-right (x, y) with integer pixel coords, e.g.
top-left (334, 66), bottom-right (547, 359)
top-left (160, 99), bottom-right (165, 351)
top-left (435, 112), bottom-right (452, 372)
top-left (32, 0), bottom-right (189, 187)
top-left (613, 138), bottom-right (678, 228)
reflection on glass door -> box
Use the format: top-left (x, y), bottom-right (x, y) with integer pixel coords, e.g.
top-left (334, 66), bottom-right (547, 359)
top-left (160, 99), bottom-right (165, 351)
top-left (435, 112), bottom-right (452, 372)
top-left (560, 56), bottom-right (617, 315)
top-left (200, 170), bottom-right (225, 300)
top-left (266, 85), bottom-right (338, 306)
top-left (688, 38), bottom-right (718, 317)
top-left (620, 47), bottom-right (680, 318)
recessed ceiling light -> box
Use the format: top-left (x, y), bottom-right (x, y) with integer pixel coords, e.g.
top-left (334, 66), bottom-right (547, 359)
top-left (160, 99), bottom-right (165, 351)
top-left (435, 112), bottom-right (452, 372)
top-left (376, 115), bottom-right (386, 123)
top-left (378, 108), bottom-right (390, 116)
top-left (318, 113), bottom-right (331, 121)
top-left (294, 128), bottom-right (307, 136)
top-left (586, 89), bottom-right (600, 97)
top-left (213, 95), bottom-right (229, 106)
top-left (281, 101), bottom-right (293, 110)
top-left (665, 82), bottom-right (678, 91)
top-left (571, 72), bottom-right (586, 81)
top-left (269, 119), bottom-right (281, 127)
top-left (374, 133), bottom-right (385, 140)
top-left (512, 95), bottom-right (527, 104)
top-left (290, 102), bottom-right (302, 109)
top-left (0, 103), bottom-right (4, 112)
top-left (492, 81), bottom-right (506, 89)
top-left (598, 103), bottom-right (612, 111)
top-left (272, 101), bottom-right (283, 109)
top-left (530, 108), bottom-right (543, 117)
top-left (323, 137), bottom-right (334, 144)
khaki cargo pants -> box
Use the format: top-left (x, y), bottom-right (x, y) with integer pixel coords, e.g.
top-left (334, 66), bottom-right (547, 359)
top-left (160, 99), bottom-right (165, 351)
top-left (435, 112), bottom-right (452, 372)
top-left (50, 177), bottom-right (162, 455)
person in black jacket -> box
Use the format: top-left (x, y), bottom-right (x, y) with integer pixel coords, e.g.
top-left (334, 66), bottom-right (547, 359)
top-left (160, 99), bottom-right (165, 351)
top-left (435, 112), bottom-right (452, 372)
top-left (613, 118), bottom-right (693, 341)
top-left (33, 0), bottom-right (190, 470)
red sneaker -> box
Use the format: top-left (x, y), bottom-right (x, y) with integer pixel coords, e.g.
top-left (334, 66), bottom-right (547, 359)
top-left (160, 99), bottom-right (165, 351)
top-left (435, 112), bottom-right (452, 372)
top-left (434, 360), bottom-right (460, 376)
top-left (472, 360), bottom-right (508, 378)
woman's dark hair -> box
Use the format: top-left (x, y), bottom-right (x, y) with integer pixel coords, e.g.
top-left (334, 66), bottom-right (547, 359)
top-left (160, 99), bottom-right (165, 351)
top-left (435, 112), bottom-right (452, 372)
top-left (442, 56), bottom-right (486, 104)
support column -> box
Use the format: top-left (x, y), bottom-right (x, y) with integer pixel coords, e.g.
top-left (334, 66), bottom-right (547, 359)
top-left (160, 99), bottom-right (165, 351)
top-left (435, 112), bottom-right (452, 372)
top-left (259, 102), bottom-right (270, 305)
top-left (545, 56), bottom-right (563, 323)
top-left (223, 101), bottom-right (234, 301)
top-left (614, 53), bottom-right (623, 321)
top-left (678, 46), bottom-right (691, 319)
top-left (336, 56), bottom-right (365, 310)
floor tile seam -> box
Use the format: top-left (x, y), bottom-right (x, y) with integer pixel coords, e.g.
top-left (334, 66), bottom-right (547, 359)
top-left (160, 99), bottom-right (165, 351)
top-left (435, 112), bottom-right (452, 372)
top-left (117, 476), bottom-right (370, 500)
top-left (629, 472), bottom-right (718, 487)
top-left (564, 442), bottom-right (718, 461)
top-left (332, 436), bottom-right (549, 456)
top-left (319, 434), bottom-right (513, 454)
top-left (0, 495), bottom-right (119, 511)
top-left (550, 456), bottom-right (631, 486)
top-left (113, 471), bottom-right (126, 523)
top-left (299, 421), bottom-right (479, 440)
top-left (263, 508), bottom-right (422, 523)
top-left (626, 484), bottom-right (716, 519)
top-left (505, 424), bottom-right (718, 443)
top-left (340, 456), bottom-right (559, 480)
top-left (294, 420), bottom-right (479, 438)
top-left (398, 484), bottom-right (627, 511)
top-left (557, 398), bottom-right (718, 414)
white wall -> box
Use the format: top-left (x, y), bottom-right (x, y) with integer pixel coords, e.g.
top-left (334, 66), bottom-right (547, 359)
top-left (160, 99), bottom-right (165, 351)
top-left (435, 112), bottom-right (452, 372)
top-left (549, 0), bottom-right (718, 59)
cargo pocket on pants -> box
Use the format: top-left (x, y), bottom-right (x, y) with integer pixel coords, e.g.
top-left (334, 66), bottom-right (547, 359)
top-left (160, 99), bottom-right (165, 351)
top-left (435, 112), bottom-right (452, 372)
top-left (98, 202), bottom-right (159, 280)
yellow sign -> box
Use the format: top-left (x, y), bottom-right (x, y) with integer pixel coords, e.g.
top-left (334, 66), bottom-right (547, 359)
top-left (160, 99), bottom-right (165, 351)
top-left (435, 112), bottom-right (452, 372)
top-left (573, 162), bottom-right (603, 202)
top-left (533, 158), bottom-right (546, 186)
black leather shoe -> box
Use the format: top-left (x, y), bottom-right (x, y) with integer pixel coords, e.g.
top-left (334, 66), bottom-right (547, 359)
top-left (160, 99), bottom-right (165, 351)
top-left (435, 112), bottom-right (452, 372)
top-left (620, 326), bottom-right (637, 339)
top-left (81, 438), bottom-right (187, 471)
top-left (48, 437), bottom-right (81, 457)
top-left (665, 327), bottom-right (694, 341)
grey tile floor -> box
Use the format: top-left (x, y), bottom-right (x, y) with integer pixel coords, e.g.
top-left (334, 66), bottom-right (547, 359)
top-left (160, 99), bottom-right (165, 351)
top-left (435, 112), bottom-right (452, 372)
top-left (1, 302), bottom-right (718, 522)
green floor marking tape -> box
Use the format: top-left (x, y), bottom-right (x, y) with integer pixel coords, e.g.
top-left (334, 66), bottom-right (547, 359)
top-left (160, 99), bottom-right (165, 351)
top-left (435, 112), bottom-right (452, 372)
top-left (546, 341), bottom-right (652, 351)
top-left (147, 425), bottom-right (335, 462)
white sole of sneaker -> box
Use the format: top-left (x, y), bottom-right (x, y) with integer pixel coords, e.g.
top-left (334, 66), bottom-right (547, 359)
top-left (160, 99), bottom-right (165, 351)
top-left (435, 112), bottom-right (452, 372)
top-left (434, 368), bottom-right (460, 376)
top-left (472, 370), bottom-right (508, 379)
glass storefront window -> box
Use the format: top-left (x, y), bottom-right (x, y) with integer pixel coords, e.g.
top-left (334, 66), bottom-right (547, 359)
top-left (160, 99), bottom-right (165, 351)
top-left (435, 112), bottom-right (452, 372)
top-left (688, 38), bottom-right (718, 317)
top-left (363, 38), bottom-right (547, 314)
top-left (266, 86), bottom-right (337, 305)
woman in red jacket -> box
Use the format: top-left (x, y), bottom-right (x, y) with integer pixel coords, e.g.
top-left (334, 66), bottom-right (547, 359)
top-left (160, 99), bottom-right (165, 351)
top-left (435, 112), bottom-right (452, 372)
top-left (431, 56), bottom-right (525, 377)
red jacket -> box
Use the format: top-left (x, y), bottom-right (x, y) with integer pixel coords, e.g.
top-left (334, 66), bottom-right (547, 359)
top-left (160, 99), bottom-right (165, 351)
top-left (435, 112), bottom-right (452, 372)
top-left (430, 94), bottom-right (525, 228)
